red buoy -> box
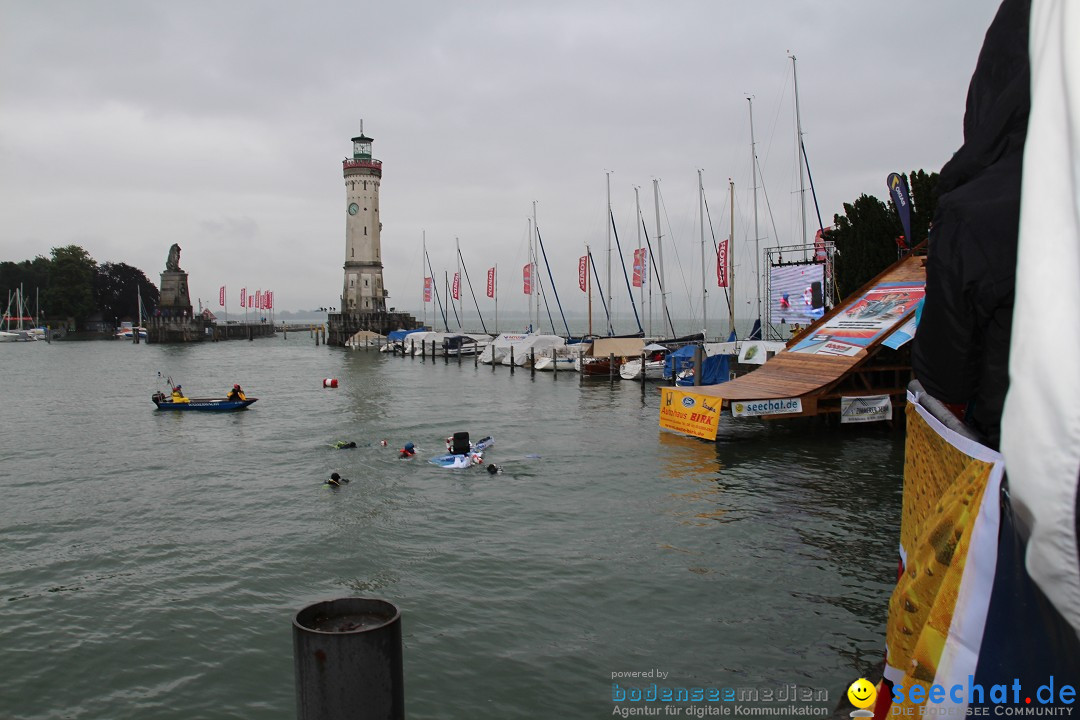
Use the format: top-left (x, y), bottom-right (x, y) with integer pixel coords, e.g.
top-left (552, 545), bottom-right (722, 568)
top-left (323, 378), bottom-right (338, 388)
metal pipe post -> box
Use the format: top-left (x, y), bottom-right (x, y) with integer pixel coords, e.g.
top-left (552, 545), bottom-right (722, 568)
top-left (293, 597), bottom-right (404, 720)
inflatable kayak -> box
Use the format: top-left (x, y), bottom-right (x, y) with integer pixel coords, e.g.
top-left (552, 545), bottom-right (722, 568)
top-left (428, 436), bottom-right (494, 468)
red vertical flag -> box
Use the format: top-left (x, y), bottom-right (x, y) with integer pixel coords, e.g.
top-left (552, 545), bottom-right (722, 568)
top-left (578, 256), bottom-right (588, 292)
top-left (240, 288), bottom-right (247, 307)
top-left (486, 267), bottom-right (495, 298)
top-left (423, 277), bottom-right (432, 303)
top-left (717, 239), bottom-right (729, 288)
top-left (523, 263), bottom-right (533, 295)
top-left (219, 286), bottom-right (226, 307)
top-left (632, 249), bottom-right (644, 288)
top-left (267, 291), bottom-right (273, 309)
top-left (452, 272), bottom-right (460, 300)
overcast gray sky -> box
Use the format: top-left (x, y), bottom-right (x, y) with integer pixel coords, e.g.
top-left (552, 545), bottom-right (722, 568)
top-left (0, 1), bottom-right (999, 332)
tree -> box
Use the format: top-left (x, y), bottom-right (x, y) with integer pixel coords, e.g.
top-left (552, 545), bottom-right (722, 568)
top-left (95, 262), bottom-right (160, 324)
top-left (44, 245), bottom-right (97, 324)
top-left (828, 170), bottom-right (939, 298)
top-left (830, 194), bottom-right (901, 298)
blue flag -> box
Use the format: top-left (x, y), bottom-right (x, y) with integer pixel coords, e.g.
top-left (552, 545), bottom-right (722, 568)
top-left (887, 172), bottom-right (914, 248)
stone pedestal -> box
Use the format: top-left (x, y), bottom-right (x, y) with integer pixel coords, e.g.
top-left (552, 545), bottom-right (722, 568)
top-left (159, 271), bottom-right (193, 316)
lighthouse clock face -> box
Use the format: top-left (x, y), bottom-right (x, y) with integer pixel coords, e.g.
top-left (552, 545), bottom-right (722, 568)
top-left (348, 203), bottom-right (359, 216)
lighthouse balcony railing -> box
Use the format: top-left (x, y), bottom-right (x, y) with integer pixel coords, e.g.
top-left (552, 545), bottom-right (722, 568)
top-left (342, 158), bottom-right (383, 171)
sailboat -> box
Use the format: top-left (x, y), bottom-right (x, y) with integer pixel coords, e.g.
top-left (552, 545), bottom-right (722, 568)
top-left (1, 287), bottom-right (42, 342)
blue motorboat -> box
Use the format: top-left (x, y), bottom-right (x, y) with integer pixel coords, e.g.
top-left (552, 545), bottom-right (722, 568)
top-left (152, 392), bottom-right (257, 412)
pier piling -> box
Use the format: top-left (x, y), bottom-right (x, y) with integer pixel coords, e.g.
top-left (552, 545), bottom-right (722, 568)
top-left (293, 597), bottom-right (404, 720)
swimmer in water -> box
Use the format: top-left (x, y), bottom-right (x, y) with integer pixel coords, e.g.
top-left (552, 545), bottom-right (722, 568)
top-left (399, 442), bottom-right (416, 458)
top-left (486, 464), bottom-right (502, 475)
top-left (325, 472), bottom-right (350, 487)
top-left (333, 441), bottom-right (357, 449)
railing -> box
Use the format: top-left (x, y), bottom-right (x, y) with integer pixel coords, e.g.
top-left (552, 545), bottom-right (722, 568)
top-left (342, 158), bottom-right (382, 172)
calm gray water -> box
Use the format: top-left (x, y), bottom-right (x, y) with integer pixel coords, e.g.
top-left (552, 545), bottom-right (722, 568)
top-left (0, 338), bottom-right (902, 719)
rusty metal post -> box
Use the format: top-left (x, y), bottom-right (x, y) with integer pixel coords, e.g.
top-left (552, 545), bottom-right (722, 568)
top-left (293, 597), bottom-right (404, 720)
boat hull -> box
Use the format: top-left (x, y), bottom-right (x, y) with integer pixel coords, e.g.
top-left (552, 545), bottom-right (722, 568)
top-left (153, 397), bottom-right (257, 412)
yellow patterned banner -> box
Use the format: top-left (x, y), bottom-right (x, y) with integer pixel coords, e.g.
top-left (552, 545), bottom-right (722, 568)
top-left (659, 388), bottom-right (721, 441)
top-left (880, 396), bottom-right (1004, 713)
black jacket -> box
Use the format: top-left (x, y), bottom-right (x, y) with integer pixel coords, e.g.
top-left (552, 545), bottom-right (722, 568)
top-left (911, 0), bottom-right (1030, 449)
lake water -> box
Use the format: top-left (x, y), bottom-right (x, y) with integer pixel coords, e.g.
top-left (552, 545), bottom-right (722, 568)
top-left (0, 337), bottom-right (902, 718)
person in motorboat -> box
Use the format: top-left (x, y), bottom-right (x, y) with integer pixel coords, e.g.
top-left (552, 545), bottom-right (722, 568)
top-left (171, 385), bottom-right (190, 404)
top-left (333, 440), bottom-right (357, 449)
top-left (399, 442), bottom-right (416, 458)
top-left (226, 384), bottom-right (246, 401)
top-left (325, 472), bottom-right (349, 487)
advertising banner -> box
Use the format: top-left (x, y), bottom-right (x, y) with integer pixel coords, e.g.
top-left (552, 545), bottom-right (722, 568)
top-left (632, 249), bottom-right (644, 288)
top-left (659, 388), bottom-right (721, 440)
top-left (452, 272), bottom-right (460, 301)
top-left (737, 341), bottom-right (769, 365)
top-left (486, 268), bottom-right (495, 298)
top-left (887, 172), bottom-right (914, 248)
top-left (791, 281), bottom-right (925, 355)
top-left (717, 239), bottom-right (729, 288)
top-left (523, 263), bottom-right (532, 295)
top-left (219, 286), bottom-right (225, 307)
top-left (579, 255), bottom-right (588, 292)
top-left (240, 288), bottom-right (247, 308)
top-left (730, 398), bottom-right (803, 418)
top-left (840, 395), bottom-right (893, 423)
top-left (423, 277), bottom-right (432, 303)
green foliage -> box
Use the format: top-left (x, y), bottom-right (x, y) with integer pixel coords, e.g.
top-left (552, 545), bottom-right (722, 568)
top-left (95, 262), bottom-right (160, 323)
top-left (44, 245), bottom-right (97, 322)
top-left (828, 170), bottom-right (938, 298)
top-left (1, 245), bottom-right (159, 329)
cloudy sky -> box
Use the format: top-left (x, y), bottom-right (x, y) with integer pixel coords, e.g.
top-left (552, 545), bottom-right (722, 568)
top-left (0, 1), bottom-right (999, 332)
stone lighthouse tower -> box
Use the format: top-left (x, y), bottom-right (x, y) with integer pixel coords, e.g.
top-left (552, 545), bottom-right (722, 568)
top-left (327, 125), bottom-right (420, 346)
top-left (342, 128), bottom-right (385, 312)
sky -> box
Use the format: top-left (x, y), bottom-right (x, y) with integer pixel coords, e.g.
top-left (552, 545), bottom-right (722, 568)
top-left (0, 1), bottom-right (1001, 333)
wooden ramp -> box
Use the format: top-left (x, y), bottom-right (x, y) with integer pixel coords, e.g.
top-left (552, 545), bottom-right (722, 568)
top-left (660, 254), bottom-right (926, 440)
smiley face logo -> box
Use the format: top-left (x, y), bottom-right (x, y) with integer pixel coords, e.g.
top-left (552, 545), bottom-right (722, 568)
top-left (847, 678), bottom-right (877, 709)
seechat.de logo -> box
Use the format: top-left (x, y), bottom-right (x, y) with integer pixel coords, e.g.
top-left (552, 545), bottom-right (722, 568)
top-left (682, 397), bottom-right (695, 408)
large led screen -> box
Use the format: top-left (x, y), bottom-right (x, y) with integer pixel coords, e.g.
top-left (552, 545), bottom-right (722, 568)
top-left (770, 263), bottom-right (826, 324)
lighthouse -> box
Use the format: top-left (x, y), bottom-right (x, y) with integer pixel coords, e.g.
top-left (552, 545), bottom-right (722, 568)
top-left (342, 128), bottom-right (386, 312)
top-left (328, 126), bottom-right (420, 346)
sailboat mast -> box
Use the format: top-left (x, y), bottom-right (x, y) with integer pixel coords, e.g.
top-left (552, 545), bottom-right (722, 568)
top-left (456, 237), bottom-right (463, 330)
top-left (791, 53), bottom-right (809, 260)
top-left (699, 168), bottom-right (707, 340)
top-left (748, 96), bottom-right (762, 334)
top-left (422, 231), bottom-right (427, 328)
top-left (605, 171), bottom-right (613, 333)
top-left (729, 178), bottom-right (736, 336)
top-left (635, 186), bottom-right (648, 337)
top-left (653, 178), bottom-right (670, 337)
top-left (585, 243), bottom-right (593, 337)
top-left (530, 204), bottom-right (537, 332)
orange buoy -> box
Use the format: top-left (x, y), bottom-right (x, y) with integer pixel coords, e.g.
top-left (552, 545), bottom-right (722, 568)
top-left (323, 378), bottom-right (338, 388)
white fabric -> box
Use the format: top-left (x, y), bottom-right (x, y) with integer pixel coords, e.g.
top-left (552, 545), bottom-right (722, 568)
top-left (1002, 0), bottom-right (1080, 635)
